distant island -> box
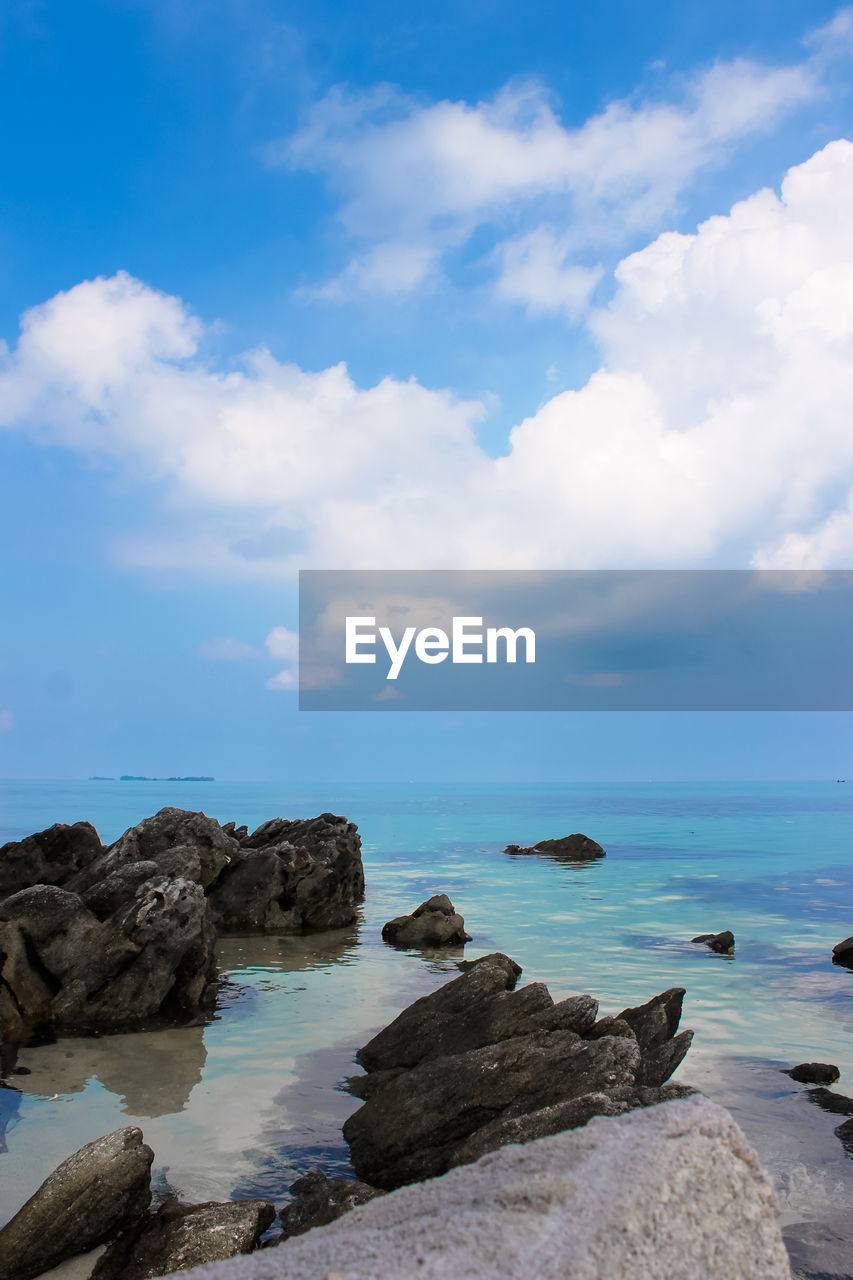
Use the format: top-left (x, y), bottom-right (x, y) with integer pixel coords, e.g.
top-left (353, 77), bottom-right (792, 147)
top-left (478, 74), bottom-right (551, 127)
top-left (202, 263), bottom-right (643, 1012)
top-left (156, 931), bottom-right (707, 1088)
top-left (88, 776), bottom-right (215, 782)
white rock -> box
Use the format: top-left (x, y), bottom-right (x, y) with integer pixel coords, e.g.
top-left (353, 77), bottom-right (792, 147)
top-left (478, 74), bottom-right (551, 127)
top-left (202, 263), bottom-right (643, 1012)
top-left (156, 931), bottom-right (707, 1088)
top-left (170, 1096), bottom-right (791, 1280)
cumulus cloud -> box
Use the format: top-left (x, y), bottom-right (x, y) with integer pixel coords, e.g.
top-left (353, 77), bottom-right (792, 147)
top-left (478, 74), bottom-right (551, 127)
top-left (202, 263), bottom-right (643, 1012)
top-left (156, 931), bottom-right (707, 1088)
top-left (274, 23), bottom-right (832, 304)
top-left (265, 626), bottom-right (299, 689)
top-left (2, 141), bottom-right (853, 570)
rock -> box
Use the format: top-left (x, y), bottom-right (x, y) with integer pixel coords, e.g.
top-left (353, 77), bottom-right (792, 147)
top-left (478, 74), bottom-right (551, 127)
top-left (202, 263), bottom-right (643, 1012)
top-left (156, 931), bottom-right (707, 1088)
top-left (807, 1086), bottom-right (853, 1116)
top-left (785, 1061), bottom-right (840, 1084)
top-left (381, 894), bottom-right (471, 948)
top-left (0, 808), bottom-right (364, 1041)
top-left (0, 1126), bottom-right (153, 1280)
top-left (279, 1171), bottom-right (383, 1238)
top-left (835, 1115), bottom-right (853, 1155)
top-left (170, 1098), bottom-right (791, 1280)
top-left (504, 833), bottom-right (606, 860)
top-left (91, 1198), bottom-right (275, 1279)
top-left (691, 930), bottom-right (735, 953)
top-left (0, 822), bottom-right (102, 899)
top-left (616, 988), bottom-right (694, 1087)
top-left (344, 956), bottom-right (693, 1191)
top-left (832, 935), bottom-right (853, 966)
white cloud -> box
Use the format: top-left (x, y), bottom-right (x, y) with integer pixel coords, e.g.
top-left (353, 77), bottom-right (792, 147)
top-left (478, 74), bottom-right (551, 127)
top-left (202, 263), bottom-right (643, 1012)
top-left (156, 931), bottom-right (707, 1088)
top-left (266, 668), bottom-right (297, 691)
top-left (265, 627), bottom-right (299, 661)
top-left (2, 140), bottom-right (853, 570)
top-left (492, 230), bottom-right (603, 317)
top-left (0, 711), bottom-right (13, 732)
top-left (275, 24), bottom-right (830, 305)
top-left (198, 637), bottom-right (259, 660)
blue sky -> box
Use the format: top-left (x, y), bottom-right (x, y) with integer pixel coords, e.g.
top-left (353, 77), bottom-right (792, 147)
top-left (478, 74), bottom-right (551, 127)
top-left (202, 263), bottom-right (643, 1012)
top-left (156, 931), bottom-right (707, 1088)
top-left (2, 0), bottom-right (853, 779)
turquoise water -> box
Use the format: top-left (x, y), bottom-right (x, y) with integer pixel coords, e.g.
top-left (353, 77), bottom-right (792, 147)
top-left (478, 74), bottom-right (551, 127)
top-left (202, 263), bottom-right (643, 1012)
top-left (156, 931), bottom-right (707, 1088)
top-left (1, 779), bottom-right (853, 1236)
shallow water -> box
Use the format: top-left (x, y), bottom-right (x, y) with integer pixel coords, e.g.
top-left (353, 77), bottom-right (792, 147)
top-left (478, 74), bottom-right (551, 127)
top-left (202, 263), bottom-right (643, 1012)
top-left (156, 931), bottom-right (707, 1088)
top-left (1, 779), bottom-right (852, 1251)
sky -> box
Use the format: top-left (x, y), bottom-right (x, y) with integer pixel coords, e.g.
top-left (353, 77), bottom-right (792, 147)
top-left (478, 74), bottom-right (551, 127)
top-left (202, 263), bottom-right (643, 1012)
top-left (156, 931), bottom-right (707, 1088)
top-left (1, 0), bottom-right (853, 780)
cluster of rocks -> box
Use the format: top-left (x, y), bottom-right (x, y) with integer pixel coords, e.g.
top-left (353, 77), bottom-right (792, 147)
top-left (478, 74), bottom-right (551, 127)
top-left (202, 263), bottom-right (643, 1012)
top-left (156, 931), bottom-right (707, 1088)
top-left (505, 833), bottom-right (606, 860)
top-left (783, 1060), bottom-right (853, 1161)
top-left (0, 807), bottom-right (364, 1043)
top-left (342, 951), bottom-right (694, 1190)
top-left (0, 1126), bottom-right (274, 1280)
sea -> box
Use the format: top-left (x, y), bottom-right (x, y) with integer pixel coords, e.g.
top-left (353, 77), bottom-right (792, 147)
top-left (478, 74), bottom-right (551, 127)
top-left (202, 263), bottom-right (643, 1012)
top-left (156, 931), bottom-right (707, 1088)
top-left (1, 778), bottom-right (853, 1260)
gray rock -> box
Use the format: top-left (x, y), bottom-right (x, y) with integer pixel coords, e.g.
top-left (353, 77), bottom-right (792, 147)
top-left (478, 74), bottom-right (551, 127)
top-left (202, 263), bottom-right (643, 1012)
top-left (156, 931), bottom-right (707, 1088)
top-left (0, 822), bottom-right (102, 900)
top-left (279, 1171), bottom-right (383, 1238)
top-left (806, 1086), bottom-right (853, 1116)
top-left (0, 1126), bottom-right (153, 1280)
top-left (504, 832), bottom-right (606, 860)
top-left (785, 1062), bottom-right (840, 1085)
top-left (91, 1198), bottom-right (275, 1279)
top-left (832, 935), bottom-right (853, 966)
top-left (692, 929), bottom-right (735, 953)
top-left (616, 988), bottom-right (694, 1087)
top-left (169, 1097), bottom-right (791, 1280)
top-left (381, 894), bottom-right (471, 948)
top-left (67, 808), bottom-right (238, 894)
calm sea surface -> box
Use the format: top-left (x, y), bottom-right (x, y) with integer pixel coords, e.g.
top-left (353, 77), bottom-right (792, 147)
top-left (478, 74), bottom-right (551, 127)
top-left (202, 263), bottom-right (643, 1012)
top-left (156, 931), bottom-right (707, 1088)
top-left (1, 779), bottom-right (853, 1236)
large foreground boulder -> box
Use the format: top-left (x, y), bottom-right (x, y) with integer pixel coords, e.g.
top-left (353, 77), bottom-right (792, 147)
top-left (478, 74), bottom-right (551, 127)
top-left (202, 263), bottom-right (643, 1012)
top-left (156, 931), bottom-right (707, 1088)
top-left (505, 832), bottom-right (606, 860)
top-left (381, 895), bottom-right (471, 949)
top-left (0, 808), bottom-right (364, 1042)
top-left (344, 953), bottom-right (693, 1190)
top-left (0, 1126), bottom-right (153, 1280)
top-left (171, 1097), bottom-right (791, 1280)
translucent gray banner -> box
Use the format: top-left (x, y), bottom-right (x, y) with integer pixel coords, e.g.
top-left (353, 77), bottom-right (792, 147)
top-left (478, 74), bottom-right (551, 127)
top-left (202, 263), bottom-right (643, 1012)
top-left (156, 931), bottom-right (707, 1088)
top-left (298, 570), bottom-right (853, 711)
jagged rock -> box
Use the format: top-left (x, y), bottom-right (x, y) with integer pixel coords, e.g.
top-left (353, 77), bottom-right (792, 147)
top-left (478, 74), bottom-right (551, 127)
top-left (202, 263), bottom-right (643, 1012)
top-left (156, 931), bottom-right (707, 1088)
top-left (692, 930), bottom-right (735, 953)
top-left (0, 1127), bottom-right (153, 1280)
top-left (0, 808), bottom-right (364, 1041)
top-left (279, 1171), bottom-right (383, 1238)
top-left (785, 1061), bottom-right (840, 1084)
top-left (0, 822), bottom-right (102, 899)
top-left (505, 833), bottom-right (606, 860)
top-left (172, 1098), bottom-right (791, 1280)
top-left (807, 1086), bottom-right (853, 1116)
top-left (617, 988), bottom-right (694, 1087)
top-left (832, 935), bottom-right (853, 966)
top-left (835, 1115), bottom-right (853, 1155)
top-left (91, 1197), bottom-right (275, 1279)
top-left (344, 956), bottom-right (693, 1191)
top-left (381, 894), bottom-right (471, 948)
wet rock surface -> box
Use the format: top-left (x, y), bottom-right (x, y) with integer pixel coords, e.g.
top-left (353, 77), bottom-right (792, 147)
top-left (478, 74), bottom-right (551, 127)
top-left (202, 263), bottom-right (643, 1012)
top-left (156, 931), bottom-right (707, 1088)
top-left (505, 833), bottom-right (606, 860)
top-left (832, 935), bottom-right (853, 966)
top-left (381, 894), bottom-right (471, 948)
top-left (279, 1170), bottom-right (383, 1239)
top-left (91, 1197), bottom-right (276, 1279)
top-left (691, 929), bottom-right (735, 953)
top-left (786, 1062), bottom-right (840, 1085)
top-left (0, 1126), bottom-right (154, 1280)
top-left (0, 808), bottom-right (364, 1042)
top-left (343, 953), bottom-right (694, 1190)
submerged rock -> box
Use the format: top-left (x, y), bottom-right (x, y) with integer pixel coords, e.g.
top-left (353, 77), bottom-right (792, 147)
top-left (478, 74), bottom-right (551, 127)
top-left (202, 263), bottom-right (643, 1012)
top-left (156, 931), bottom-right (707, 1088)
top-left (344, 953), bottom-right (693, 1190)
top-left (505, 833), bottom-right (606, 860)
top-left (0, 1126), bottom-right (153, 1280)
top-left (0, 807), bottom-right (364, 1042)
top-left (174, 1098), bottom-right (791, 1280)
top-left (279, 1170), bottom-right (383, 1238)
top-left (691, 930), bottom-right (735, 953)
top-left (785, 1062), bottom-right (840, 1085)
top-left (381, 894), bottom-right (471, 948)
top-left (91, 1197), bottom-right (275, 1279)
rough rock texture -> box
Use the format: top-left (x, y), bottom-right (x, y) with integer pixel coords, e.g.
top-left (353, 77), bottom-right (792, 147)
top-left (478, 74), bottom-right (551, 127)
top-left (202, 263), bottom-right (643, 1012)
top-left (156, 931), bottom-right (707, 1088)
top-left (0, 808), bottom-right (364, 1041)
top-left (0, 1126), bottom-right (153, 1280)
top-left (832, 935), bottom-right (853, 966)
top-left (91, 1198), bottom-right (275, 1279)
top-left (171, 1097), bottom-right (791, 1280)
top-left (785, 1062), bottom-right (840, 1085)
top-left (807, 1086), bottom-right (853, 1116)
top-left (279, 1171), bottom-right (383, 1239)
top-left (344, 953), bottom-right (693, 1190)
top-left (505, 833), bottom-right (605, 860)
top-left (381, 895), bottom-right (471, 949)
top-left (692, 929), bottom-right (735, 953)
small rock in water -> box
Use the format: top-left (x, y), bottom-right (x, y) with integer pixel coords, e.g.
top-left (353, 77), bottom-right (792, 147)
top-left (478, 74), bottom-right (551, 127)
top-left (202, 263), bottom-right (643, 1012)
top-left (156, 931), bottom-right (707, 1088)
top-left (691, 930), bottom-right (735, 953)
top-left (831, 935), bottom-right (853, 966)
top-left (280, 1170), bottom-right (383, 1238)
top-left (807, 1087), bottom-right (853, 1116)
top-left (381, 894), bottom-right (471, 948)
top-left (504, 833), bottom-right (606, 860)
top-left (785, 1062), bottom-right (840, 1085)
top-left (835, 1115), bottom-right (853, 1156)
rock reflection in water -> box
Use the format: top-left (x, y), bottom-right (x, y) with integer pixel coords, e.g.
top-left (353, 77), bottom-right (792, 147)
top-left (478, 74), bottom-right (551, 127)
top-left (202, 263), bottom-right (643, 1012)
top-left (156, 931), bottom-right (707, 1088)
top-left (215, 924), bottom-right (361, 978)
